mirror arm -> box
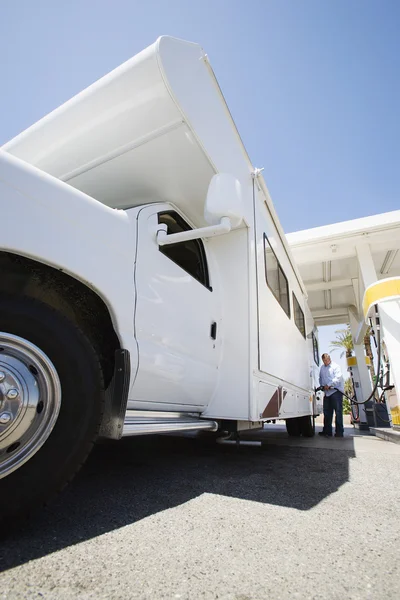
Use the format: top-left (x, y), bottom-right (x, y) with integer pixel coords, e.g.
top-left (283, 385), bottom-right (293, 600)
top-left (157, 217), bottom-right (232, 246)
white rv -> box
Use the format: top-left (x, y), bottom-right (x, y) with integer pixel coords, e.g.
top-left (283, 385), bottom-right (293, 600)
top-left (0, 37), bottom-right (321, 521)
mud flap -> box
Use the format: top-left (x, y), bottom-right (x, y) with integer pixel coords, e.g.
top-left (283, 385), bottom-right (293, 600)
top-left (99, 349), bottom-right (130, 440)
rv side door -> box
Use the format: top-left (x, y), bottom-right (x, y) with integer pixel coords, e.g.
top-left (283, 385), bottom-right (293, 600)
top-left (130, 205), bottom-right (221, 411)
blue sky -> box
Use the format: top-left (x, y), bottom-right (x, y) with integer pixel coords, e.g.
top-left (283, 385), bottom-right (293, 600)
top-left (2, 0), bottom-right (399, 234)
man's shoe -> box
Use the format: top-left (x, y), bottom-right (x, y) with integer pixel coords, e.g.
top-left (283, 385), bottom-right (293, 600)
top-left (318, 432), bottom-right (332, 437)
top-left (335, 433), bottom-right (344, 438)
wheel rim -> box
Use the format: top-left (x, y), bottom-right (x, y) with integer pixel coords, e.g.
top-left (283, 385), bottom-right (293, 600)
top-left (0, 332), bottom-right (61, 479)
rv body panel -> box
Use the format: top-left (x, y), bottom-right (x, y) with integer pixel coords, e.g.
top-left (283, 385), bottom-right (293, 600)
top-left (254, 185), bottom-right (310, 390)
top-left (3, 36), bottom-right (316, 424)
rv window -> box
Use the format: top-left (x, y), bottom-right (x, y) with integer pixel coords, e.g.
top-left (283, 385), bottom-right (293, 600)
top-left (312, 332), bottom-right (319, 365)
top-left (293, 293), bottom-right (306, 338)
top-left (278, 269), bottom-right (290, 317)
top-left (263, 234), bottom-right (290, 317)
top-left (157, 211), bottom-right (211, 290)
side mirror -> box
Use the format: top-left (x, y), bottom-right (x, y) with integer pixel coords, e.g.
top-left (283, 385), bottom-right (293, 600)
top-left (204, 173), bottom-right (244, 228)
top-left (157, 173), bottom-right (244, 247)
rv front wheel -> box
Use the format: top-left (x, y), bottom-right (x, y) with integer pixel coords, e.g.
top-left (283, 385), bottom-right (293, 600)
top-left (0, 294), bottom-right (104, 525)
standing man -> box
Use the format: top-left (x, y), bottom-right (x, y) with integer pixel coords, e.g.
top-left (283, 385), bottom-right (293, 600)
top-left (318, 353), bottom-right (345, 437)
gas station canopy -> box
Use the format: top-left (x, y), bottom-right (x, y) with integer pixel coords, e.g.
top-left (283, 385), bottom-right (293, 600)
top-left (287, 210), bottom-right (400, 328)
top-left (287, 209), bottom-right (400, 427)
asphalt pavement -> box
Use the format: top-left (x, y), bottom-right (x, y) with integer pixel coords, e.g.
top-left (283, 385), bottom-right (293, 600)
top-left (1, 423), bottom-right (399, 600)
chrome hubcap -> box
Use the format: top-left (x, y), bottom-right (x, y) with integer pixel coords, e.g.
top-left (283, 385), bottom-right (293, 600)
top-left (0, 333), bottom-right (61, 479)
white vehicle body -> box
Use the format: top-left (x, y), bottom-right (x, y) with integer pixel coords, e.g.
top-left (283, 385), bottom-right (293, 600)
top-left (1, 36), bottom-right (322, 438)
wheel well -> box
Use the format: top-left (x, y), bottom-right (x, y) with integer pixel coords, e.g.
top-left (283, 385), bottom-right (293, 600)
top-left (0, 252), bottom-right (120, 387)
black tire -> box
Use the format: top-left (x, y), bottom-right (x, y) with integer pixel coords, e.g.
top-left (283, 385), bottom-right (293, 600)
top-left (286, 418), bottom-right (301, 437)
top-left (0, 294), bottom-right (105, 524)
top-left (299, 415), bottom-right (315, 437)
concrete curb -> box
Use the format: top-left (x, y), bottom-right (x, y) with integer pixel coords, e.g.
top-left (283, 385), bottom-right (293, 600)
top-left (369, 427), bottom-right (400, 445)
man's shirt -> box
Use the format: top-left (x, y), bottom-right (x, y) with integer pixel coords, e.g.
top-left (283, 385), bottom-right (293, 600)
top-left (319, 362), bottom-right (344, 396)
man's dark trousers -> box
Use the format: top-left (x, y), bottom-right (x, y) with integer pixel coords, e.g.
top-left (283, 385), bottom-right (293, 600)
top-left (323, 391), bottom-right (344, 436)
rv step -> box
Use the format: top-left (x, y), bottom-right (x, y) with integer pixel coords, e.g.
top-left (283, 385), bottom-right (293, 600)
top-left (121, 410), bottom-right (218, 437)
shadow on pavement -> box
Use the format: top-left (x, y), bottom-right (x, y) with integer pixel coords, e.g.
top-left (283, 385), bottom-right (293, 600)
top-left (0, 427), bottom-right (355, 571)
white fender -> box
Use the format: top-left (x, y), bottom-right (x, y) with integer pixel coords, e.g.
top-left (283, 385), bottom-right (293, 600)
top-left (0, 150), bottom-right (137, 368)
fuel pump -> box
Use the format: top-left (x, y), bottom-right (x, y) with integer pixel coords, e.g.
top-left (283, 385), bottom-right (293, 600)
top-left (345, 356), bottom-right (369, 429)
top-left (363, 277), bottom-right (400, 427)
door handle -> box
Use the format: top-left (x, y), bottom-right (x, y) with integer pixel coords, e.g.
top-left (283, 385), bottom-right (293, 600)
top-left (210, 322), bottom-right (217, 340)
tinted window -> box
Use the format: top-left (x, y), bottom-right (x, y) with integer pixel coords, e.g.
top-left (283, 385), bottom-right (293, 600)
top-left (264, 234), bottom-right (290, 317)
top-left (312, 332), bottom-right (319, 365)
top-left (158, 211), bottom-right (211, 290)
top-left (293, 293), bottom-right (306, 338)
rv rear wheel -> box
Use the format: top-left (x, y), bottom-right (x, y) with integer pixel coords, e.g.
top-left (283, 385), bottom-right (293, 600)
top-left (285, 418), bottom-right (301, 437)
top-left (0, 294), bottom-right (104, 525)
top-left (299, 415), bottom-right (315, 437)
